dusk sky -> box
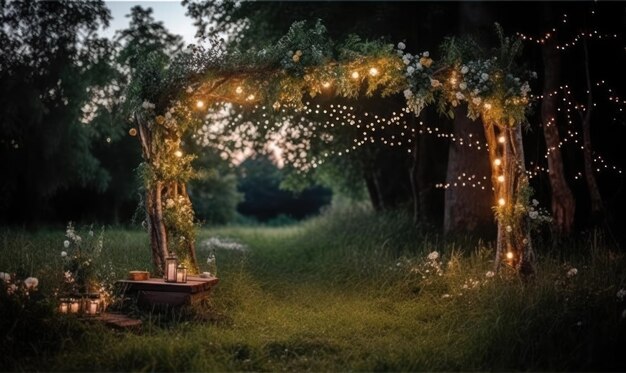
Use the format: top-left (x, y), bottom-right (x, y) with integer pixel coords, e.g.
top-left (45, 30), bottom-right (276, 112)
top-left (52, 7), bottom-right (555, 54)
top-left (101, 1), bottom-right (198, 44)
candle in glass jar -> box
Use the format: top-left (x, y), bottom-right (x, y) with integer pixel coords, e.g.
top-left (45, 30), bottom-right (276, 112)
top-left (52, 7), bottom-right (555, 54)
top-left (88, 301), bottom-right (98, 315)
top-left (59, 303), bottom-right (68, 313)
top-left (176, 270), bottom-right (184, 283)
top-left (70, 301), bottom-right (80, 313)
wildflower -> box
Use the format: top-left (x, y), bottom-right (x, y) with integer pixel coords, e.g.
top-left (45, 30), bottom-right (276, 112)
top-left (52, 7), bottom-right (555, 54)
top-left (61, 251), bottom-right (67, 258)
top-left (427, 251), bottom-right (439, 261)
top-left (529, 211), bottom-right (539, 219)
top-left (406, 66), bottom-right (415, 75)
top-left (480, 73), bottom-right (489, 82)
top-left (486, 271), bottom-right (495, 278)
top-left (0, 272), bottom-right (10, 282)
top-left (461, 66), bottom-right (469, 74)
top-left (397, 42), bottom-right (406, 50)
top-left (617, 288), bottom-right (626, 301)
top-left (415, 62), bottom-right (423, 71)
top-left (472, 97), bottom-right (482, 106)
top-left (141, 101), bottom-right (155, 110)
top-left (64, 240), bottom-right (70, 248)
top-left (459, 82), bottom-right (467, 90)
top-left (24, 277), bottom-right (38, 289)
top-left (430, 79), bottom-right (441, 88)
top-left (419, 57), bottom-right (433, 68)
top-left (506, 225), bottom-right (512, 233)
top-left (165, 112), bottom-right (172, 120)
top-left (455, 92), bottom-right (465, 100)
top-left (403, 89), bottom-right (413, 99)
top-left (532, 199), bottom-right (539, 206)
top-left (422, 51), bottom-right (429, 57)
top-left (567, 268), bottom-right (578, 278)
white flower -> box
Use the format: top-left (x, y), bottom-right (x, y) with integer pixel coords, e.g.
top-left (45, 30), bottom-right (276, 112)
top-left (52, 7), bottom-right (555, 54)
top-left (427, 251), bottom-right (439, 261)
top-left (397, 42), bottom-right (406, 50)
top-left (403, 89), bottom-right (413, 99)
top-left (24, 277), bottom-right (38, 289)
top-left (472, 97), bottom-right (482, 105)
top-left (461, 66), bottom-right (469, 74)
top-left (506, 225), bottom-right (512, 233)
top-left (532, 199), bottom-right (539, 206)
top-left (422, 51), bottom-right (429, 57)
top-left (89, 230), bottom-right (94, 237)
top-left (480, 73), bottom-right (489, 81)
top-left (567, 268), bottom-right (578, 278)
top-left (415, 63), bottom-right (423, 71)
top-left (61, 251), bottom-right (67, 258)
top-left (7, 284), bottom-right (17, 295)
top-left (529, 211), bottom-right (539, 219)
top-left (455, 92), bottom-right (465, 100)
top-left (64, 240), bottom-right (70, 248)
top-left (430, 79), bottom-right (441, 88)
top-left (165, 112), bottom-right (172, 120)
top-left (617, 288), bottom-right (626, 301)
top-left (402, 53), bottom-right (412, 65)
top-left (531, 71), bottom-right (538, 79)
top-left (0, 272), bottom-right (10, 282)
top-left (486, 271), bottom-right (495, 278)
top-left (459, 82), bottom-right (467, 90)
top-left (186, 86), bottom-right (193, 93)
top-left (141, 101), bottom-right (155, 110)
top-left (406, 66), bottom-right (415, 75)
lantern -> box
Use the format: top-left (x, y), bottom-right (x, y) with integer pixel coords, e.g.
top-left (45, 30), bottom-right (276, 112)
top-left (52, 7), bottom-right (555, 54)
top-left (176, 264), bottom-right (187, 283)
top-left (165, 252), bottom-right (178, 282)
top-left (58, 297), bottom-right (71, 314)
top-left (83, 293), bottom-right (101, 316)
top-left (69, 298), bottom-right (81, 314)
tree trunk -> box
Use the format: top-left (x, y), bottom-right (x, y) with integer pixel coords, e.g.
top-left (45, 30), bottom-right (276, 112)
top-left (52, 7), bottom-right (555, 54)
top-left (444, 105), bottom-right (492, 234)
top-left (581, 39), bottom-right (603, 222)
top-left (541, 40), bottom-right (576, 234)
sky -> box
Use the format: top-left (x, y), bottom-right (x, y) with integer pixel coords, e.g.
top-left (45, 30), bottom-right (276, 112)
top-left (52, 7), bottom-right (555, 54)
top-left (101, 1), bottom-right (198, 45)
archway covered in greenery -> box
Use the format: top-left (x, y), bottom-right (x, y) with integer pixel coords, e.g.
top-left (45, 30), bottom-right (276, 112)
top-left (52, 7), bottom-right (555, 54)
top-left (128, 21), bottom-right (538, 277)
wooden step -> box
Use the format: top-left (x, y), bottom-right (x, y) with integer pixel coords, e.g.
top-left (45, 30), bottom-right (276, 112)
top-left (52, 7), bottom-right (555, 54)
top-left (94, 312), bottom-right (142, 330)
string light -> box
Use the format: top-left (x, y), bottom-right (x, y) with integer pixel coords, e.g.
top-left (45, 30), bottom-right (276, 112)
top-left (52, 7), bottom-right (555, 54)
top-left (494, 158), bottom-right (502, 166)
top-left (235, 86), bottom-right (243, 94)
top-left (322, 81), bottom-right (331, 88)
top-left (174, 150), bottom-right (183, 158)
top-left (497, 175), bottom-right (505, 183)
top-left (506, 252), bottom-right (514, 260)
top-left (351, 71), bottom-right (360, 80)
top-left (369, 67), bottom-right (379, 77)
top-left (498, 198), bottom-right (506, 206)
top-left (498, 135), bottom-right (506, 144)
top-left (196, 100), bottom-right (204, 108)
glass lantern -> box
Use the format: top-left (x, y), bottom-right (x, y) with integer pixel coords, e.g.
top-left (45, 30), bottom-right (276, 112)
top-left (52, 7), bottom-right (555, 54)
top-left (83, 293), bottom-right (101, 317)
top-left (58, 297), bottom-right (71, 314)
top-left (176, 264), bottom-right (187, 283)
top-left (165, 252), bottom-right (178, 282)
top-left (69, 297), bottom-right (81, 314)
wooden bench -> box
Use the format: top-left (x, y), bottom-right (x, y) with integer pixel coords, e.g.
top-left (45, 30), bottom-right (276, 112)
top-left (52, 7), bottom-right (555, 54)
top-left (116, 276), bottom-right (219, 308)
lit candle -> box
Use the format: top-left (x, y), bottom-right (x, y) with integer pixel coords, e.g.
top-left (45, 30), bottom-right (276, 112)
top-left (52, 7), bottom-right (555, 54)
top-left (88, 301), bottom-right (98, 315)
top-left (70, 301), bottom-right (80, 313)
top-left (59, 303), bottom-right (68, 314)
top-left (176, 270), bottom-right (184, 283)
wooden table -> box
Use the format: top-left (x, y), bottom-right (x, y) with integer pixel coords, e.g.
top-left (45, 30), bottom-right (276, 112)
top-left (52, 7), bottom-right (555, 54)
top-left (116, 276), bottom-right (219, 308)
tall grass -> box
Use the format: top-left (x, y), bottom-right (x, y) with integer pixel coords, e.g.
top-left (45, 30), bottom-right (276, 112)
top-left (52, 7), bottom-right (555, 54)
top-left (1, 206), bottom-right (625, 371)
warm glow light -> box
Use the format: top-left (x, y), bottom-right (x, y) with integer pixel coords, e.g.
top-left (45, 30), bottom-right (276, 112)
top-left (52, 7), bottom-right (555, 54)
top-left (196, 100), bottom-right (204, 108)
top-left (484, 103), bottom-right (492, 110)
top-left (497, 175), bottom-right (505, 183)
top-left (351, 71), bottom-right (360, 79)
top-left (247, 94), bottom-right (255, 101)
top-left (494, 158), bottom-right (502, 166)
top-left (498, 136), bottom-right (506, 144)
top-left (322, 81), bottom-right (331, 88)
top-left (506, 251), bottom-right (514, 260)
top-left (369, 67), bottom-right (379, 76)
top-left (174, 150), bottom-right (183, 158)
top-left (235, 86), bottom-right (243, 94)
top-left (498, 198), bottom-right (506, 206)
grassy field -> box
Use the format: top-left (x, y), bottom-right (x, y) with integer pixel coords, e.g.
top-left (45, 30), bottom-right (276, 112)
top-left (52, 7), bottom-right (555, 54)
top-left (1, 205), bottom-right (626, 371)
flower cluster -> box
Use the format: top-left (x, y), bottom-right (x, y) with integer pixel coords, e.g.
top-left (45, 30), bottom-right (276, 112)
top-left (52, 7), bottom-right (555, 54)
top-left (60, 222), bottom-right (108, 295)
top-left (0, 272), bottom-right (39, 296)
top-left (397, 42), bottom-right (437, 116)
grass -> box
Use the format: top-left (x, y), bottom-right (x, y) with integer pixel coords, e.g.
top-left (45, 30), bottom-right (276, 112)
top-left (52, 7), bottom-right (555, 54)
top-left (1, 205), bottom-right (626, 371)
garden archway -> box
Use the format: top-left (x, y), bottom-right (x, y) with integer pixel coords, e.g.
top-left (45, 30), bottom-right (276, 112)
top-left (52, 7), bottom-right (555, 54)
top-left (129, 21), bottom-right (536, 278)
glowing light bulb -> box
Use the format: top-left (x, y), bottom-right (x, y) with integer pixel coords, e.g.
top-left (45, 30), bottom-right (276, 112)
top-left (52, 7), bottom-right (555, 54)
top-left (235, 86), bottom-right (243, 94)
top-left (247, 94), bottom-right (255, 101)
top-left (498, 198), bottom-right (506, 206)
top-left (498, 136), bottom-right (506, 144)
top-left (322, 81), bottom-right (331, 88)
top-left (506, 252), bottom-right (514, 260)
top-left (497, 175), bottom-right (505, 183)
top-left (351, 71), bottom-right (360, 80)
top-left (369, 67), bottom-right (379, 76)
top-left (484, 103), bottom-right (492, 110)
top-left (174, 150), bottom-right (183, 158)
top-left (494, 158), bottom-right (502, 166)
top-left (196, 100), bottom-right (204, 108)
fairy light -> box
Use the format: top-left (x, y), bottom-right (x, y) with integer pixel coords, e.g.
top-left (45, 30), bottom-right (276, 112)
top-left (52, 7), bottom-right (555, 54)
top-left (235, 86), bottom-right (243, 94)
top-left (494, 158), bottom-right (502, 166)
top-left (174, 150), bottom-right (183, 158)
top-left (498, 135), bottom-right (506, 144)
top-left (506, 252), bottom-right (514, 260)
top-left (322, 81), bottom-right (331, 88)
top-left (196, 100), bottom-right (204, 108)
top-left (497, 175), bottom-right (505, 183)
top-left (498, 198), bottom-right (506, 206)
top-left (351, 71), bottom-right (360, 80)
top-left (369, 67), bottom-right (379, 77)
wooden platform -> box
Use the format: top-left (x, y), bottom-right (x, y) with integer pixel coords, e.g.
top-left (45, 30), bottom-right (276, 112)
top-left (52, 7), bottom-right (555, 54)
top-left (94, 312), bottom-right (143, 330)
top-left (116, 276), bottom-right (219, 308)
